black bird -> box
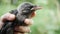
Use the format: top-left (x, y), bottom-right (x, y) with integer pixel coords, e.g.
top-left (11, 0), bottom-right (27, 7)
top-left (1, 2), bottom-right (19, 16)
top-left (0, 2), bottom-right (41, 34)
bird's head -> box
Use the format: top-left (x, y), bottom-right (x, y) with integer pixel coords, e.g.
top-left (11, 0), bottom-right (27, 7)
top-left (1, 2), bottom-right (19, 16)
top-left (17, 2), bottom-right (42, 18)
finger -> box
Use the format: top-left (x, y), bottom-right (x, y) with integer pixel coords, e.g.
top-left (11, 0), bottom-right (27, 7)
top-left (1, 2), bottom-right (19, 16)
top-left (6, 13), bottom-right (15, 21)
top-left (14, 32), bottom-right (28, 34)
top-left (14, 26), bottom-right (31, 33)
top-left (24, 19), bottom-right (33, 26)
top-left (1, 13), bottom-right (15, 22)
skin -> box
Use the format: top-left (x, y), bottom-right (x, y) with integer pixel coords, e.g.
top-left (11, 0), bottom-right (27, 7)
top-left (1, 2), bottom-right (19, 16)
top-left (0, 12), bottom-right (36, 34)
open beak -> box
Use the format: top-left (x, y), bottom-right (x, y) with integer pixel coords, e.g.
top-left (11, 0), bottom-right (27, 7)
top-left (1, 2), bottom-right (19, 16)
top-left (31, 6), bottom-right (42, 11)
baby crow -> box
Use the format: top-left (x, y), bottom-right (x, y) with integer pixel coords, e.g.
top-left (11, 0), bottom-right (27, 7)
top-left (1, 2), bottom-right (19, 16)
top-left (0, 2), bottom-right (41, 34)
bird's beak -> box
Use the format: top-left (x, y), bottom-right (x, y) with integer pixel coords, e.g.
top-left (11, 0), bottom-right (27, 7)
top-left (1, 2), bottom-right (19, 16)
top-left (31, 6), bottom-right (42, 11)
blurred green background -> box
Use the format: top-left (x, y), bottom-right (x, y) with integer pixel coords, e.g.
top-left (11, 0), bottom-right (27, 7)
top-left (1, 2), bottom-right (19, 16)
top-left (0, 0), bottom-right (60, 34)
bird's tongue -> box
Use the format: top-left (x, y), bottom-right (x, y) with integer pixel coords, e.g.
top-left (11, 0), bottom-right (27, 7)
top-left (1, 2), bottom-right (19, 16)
top-left (31, 6), bottom-right (42, 11)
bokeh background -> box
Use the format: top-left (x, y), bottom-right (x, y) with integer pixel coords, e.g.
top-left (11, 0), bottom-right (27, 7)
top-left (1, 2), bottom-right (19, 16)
top-left (0, 0), bottom-right (60, 34)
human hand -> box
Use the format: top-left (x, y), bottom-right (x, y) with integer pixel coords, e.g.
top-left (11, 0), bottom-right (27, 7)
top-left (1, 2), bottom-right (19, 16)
top-left (0, 12), bottom-right (36, 34)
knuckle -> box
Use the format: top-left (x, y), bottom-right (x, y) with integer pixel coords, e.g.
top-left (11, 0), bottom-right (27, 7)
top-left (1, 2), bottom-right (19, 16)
top-left (14, 32), bottom-right (27, 34)
top-left (14, 26), bottom-right (31, 33)
top-left (24, 19), bottom-right (33, 25)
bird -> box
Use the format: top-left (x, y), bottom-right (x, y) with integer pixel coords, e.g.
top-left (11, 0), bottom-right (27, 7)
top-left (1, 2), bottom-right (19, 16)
top-left (0, 2), bottom-right (41, 34)
top-left (9, 2), bottom-right (41, 26)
